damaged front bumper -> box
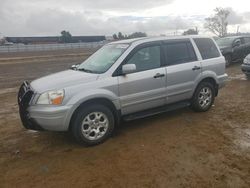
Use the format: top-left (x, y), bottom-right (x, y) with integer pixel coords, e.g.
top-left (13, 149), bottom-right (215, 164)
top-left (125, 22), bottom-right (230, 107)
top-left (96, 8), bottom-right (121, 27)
top-left (18, 81), bottom-right (44, 131)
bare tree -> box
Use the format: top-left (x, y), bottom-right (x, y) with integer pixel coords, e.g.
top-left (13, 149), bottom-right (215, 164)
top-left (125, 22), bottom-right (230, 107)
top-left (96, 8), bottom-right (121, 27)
top-left (204, 7), bottom-right (230, 37)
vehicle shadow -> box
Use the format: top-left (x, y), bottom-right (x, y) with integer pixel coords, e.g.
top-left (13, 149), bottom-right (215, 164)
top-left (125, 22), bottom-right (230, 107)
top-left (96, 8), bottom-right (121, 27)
top-left (115, 107), bottom-right (193, 136)
top-left (39, 107), bottom-right (194, 148)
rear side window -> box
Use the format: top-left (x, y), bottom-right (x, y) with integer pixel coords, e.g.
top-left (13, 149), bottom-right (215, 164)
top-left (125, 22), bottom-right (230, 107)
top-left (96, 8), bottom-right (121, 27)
top-left (193, 38), bottom-right (220, 60)
top-left (163, 41), bottom-right (197, 66)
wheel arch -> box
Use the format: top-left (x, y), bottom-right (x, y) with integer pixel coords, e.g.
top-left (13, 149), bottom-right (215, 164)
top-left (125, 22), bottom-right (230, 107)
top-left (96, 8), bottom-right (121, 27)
top-left (195, 77), bottom-right (219, 97)
top-left (68, 97), bottom-right (121, 131)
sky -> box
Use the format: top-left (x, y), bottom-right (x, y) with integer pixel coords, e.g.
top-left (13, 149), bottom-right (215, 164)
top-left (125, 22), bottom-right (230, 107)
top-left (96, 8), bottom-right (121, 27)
top-left (0, 0), bottom-right (250, 37)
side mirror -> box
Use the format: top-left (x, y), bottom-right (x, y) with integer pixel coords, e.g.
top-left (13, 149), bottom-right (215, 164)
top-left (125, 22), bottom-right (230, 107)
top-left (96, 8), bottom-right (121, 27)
top-left (233, 40), bottom-right (241, 47)
top-left (122, 64), bottom-right (136, 75)
top-left (70, 64), bottom-right (79, 70)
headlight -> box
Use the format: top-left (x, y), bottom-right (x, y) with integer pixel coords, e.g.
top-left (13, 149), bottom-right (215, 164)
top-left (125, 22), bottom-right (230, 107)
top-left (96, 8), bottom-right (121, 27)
top-left (36, 89), bottom-right (64, 105)
top-left (244, 58), bottom-right (250, 64)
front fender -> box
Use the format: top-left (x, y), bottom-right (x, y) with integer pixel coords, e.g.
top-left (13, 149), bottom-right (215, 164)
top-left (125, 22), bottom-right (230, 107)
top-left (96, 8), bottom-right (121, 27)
top-left (63, 89), bottom-right (120, 130)
top-left (67, 88), bottom-right (120, 109)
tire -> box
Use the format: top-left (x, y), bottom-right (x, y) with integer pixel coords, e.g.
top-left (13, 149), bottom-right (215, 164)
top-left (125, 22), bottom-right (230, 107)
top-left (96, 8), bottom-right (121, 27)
top-left (191, 82), bottom-right (215, 112)
top-left (225, 54), bottom-right (232, 67)
top-left (71, 104), bottom-right (115, 146)
top-left (246, 75), bottom-right (250, 80)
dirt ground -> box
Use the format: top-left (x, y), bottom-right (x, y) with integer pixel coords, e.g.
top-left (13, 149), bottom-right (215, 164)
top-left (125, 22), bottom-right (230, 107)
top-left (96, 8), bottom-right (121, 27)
top-left (0, 51), bottom-right (250, 188)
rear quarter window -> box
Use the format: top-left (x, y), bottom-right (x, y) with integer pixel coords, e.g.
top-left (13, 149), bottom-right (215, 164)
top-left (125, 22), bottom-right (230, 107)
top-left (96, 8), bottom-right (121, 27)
top-left (193, 38), bottom-right (220, 60)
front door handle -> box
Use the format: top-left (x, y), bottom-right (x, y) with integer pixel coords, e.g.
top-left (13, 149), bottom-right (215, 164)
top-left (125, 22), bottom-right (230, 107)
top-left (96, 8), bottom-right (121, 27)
top-left (192, 66), bottom-right (201, 71)
top-left (154, 73), bottom-right (165, 78)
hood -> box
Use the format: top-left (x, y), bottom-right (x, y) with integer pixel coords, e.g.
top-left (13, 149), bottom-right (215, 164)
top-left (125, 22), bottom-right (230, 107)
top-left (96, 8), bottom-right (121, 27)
top-left (31, 70), bottom-right (98, 93)
top-left (219, 46), bottom-right (231, 54)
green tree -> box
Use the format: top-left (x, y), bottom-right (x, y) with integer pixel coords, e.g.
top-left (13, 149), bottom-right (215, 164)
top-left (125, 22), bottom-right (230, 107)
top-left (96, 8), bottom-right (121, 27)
top-left (204, 7), bottom-right (230, 37)
top-left (183, 28), bottom-right (199, 35)
top-left (118, 32), bottom-right (124, 39)
top-left (128, 32), bottom-right (147, 38)
top-left (60, 30), bottom-right (72, 43)
top-left (0, 37), bottom-right (5, 45)
top-left (113, 31), bottom-right (147, 40)
top-left (112, 34), bottom-right (118, 40)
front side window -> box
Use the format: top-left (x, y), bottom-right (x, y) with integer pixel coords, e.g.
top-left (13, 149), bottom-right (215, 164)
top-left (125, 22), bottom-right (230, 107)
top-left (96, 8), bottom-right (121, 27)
top-left (194, 38), bottom-right (220, 60)
top-left (77, 44), bottom-right (129, 74)
top-left (163, 41), bottom-right (197, 65)
top-left (126, 45), bottom-right (161, 72)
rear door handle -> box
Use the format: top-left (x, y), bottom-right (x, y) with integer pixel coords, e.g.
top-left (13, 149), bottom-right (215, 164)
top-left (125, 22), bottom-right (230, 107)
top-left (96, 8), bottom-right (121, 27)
top-left (192, 66), bottom-right (201, 71)
top-left (154, 73), bottom-right (165, 78)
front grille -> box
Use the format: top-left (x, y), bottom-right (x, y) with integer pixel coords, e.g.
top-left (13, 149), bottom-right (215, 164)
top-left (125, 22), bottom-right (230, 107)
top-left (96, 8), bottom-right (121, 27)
top-left (18, 81), bottom-right (34, 107)
top-left (18, 81), bottom-right (41, 130)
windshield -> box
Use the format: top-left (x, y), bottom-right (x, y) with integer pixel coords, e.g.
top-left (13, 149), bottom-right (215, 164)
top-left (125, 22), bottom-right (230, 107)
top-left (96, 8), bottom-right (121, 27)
top-left (77, 44), bottom-right (129, 74)
top-left (216, 38), bottom-right (235, 47)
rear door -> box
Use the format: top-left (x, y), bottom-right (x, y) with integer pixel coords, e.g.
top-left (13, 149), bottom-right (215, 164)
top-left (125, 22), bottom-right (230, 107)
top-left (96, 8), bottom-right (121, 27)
top-left (163, 39), bottom-right (201, 104)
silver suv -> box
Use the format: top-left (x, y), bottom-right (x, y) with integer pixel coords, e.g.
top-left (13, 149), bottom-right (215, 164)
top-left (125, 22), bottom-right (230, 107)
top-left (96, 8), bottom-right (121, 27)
top-left (18, 36), bottom-right (228, 145)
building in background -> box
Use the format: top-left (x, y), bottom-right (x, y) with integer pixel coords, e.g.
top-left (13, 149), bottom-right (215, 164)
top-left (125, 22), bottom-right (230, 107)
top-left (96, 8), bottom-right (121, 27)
top-left (5, 36), bottom-right (106, 44)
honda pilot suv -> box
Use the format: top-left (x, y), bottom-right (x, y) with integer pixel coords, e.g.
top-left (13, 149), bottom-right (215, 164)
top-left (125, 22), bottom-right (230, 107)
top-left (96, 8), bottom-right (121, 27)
top-left (18, 36), bottom-right (228, 145)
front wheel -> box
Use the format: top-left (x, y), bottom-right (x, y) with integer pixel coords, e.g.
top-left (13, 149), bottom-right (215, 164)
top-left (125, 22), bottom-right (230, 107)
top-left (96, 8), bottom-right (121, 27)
top-left (71, 104), bottom-right (115, 146)
top-left (191, 82), bottom-right (215, 112)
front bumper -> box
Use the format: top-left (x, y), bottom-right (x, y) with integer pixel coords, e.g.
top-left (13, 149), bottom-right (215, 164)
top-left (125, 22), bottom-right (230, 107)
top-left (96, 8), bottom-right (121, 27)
top-left (28, 105), bottom-right (72, 131)
top-left (241, 64), bottom-right (250, 75)
top-left (18, 82), bottom-right (71, 131)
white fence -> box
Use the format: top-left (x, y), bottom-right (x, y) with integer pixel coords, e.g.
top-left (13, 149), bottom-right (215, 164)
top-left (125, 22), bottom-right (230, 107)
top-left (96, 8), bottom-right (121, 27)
top-left (0, 41), bottom-right (106, 53)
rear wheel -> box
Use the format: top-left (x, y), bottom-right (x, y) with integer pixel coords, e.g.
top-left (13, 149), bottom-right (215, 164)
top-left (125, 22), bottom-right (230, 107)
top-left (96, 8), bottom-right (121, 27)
top-left (71, 104), bottom-right (115, 146)
top-left (191, 82), bottom-right (215, 112)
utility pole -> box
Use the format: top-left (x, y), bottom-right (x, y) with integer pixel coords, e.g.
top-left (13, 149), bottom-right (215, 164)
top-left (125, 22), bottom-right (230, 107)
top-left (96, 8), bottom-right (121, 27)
top-left (195, 27), bottom-right (198, 34)
top-left (236, 25), bottom-right (240, 34)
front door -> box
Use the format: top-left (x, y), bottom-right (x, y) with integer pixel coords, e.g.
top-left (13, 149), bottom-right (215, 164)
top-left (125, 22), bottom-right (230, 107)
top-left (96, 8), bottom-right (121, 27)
top-left (118, 45), bottom-right (166, 115)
